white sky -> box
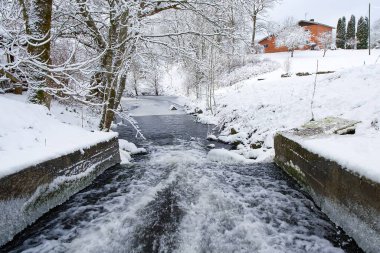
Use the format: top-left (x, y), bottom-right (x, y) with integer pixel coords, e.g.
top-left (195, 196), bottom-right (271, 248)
top-left (266, 0), bottom-right (380, 28)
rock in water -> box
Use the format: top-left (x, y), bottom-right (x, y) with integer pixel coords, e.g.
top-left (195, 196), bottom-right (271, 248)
top-left (207, 134), bottom-right (218, 141)
top-left (230, 128), bottom-right (238, 135)
top-left (250, 141), bottom-right (264, 149)
top-left (170, 105), bottom-right (177, 111)
top-left (194, 108), bottom-right (203, 114)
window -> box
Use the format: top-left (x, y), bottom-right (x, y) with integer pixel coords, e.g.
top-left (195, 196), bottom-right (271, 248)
top-left (264, 44), bottom-right (269, 48)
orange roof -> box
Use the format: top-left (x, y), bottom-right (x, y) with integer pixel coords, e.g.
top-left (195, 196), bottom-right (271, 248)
top-left (258, 20), bottom-right (334, 43)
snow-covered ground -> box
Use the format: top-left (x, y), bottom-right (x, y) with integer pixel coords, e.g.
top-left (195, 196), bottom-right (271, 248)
top-left (263, 49), bottom-right (379, 75)
top-left (0, 96), bottom-right (118, 178)
top-left (180, 49), bottom-right (380, 183)
top-left (4, 94), bottom-right (101, 132)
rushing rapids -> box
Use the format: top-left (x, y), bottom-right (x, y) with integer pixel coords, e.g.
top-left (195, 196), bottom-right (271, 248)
top-left (1, 97), bottom-right (362, 253)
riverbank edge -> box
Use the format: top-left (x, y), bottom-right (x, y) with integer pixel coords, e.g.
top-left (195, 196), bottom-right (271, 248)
top-left (0, 137), bottom-right (121, 247)
top-left (274, 132), bottom-right (380, 253)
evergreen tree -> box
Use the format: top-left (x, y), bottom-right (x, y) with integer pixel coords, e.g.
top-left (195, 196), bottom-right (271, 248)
top-left (336, 17), bottom-right (347, 48)
top-left (346, 15), bottom-right (356, 49)
top-left (342, 17), bottom-right (347, 48)
top-left (336, 18), bottom-right (343, 48)
top-left (356, 16), bottom-right (369, 49)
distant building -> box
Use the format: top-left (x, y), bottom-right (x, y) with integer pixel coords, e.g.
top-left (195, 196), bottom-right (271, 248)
top-left (258, 20), bottom-right (334, 53)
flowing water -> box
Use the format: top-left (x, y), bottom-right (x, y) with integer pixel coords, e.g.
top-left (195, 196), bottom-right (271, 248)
top-left (1, 97), bottom-right (363, 253)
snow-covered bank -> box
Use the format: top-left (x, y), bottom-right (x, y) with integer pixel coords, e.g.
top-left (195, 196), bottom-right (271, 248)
top-left (178, 50), bottom-right (380, 182)
top-left (0, 96), bottom-right (117, 178)
top-left (196, 63), bottom-right (379, 162)
top-left (119, 139), bottom-right (147, 164)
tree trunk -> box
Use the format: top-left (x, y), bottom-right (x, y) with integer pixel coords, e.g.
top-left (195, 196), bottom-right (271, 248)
top-left (134, 85), bottom-right (138, 97)
top-left (114, 75), bottom-right (127, 112)
top-left (19, 0), bottom-right (53, 108)
top-left (100, 9), bottom-right (132, 131)
top-left (155, 78), bottom-right (159, 96)
top-left (291, 50), bottom-right (294, 57)
top-left (98, 48), bottom-right (115, 130)
top-left (251, 15), bottom-right (257, 47)
top-left (103, 88), bottom-right (116, 132)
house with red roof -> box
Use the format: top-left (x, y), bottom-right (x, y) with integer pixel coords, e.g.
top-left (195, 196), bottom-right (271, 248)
top-left (259, 19), bottom-right (334, 53)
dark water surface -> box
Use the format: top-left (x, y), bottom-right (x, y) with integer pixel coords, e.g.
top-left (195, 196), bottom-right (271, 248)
top-left (1, 98), bottom-right (363, 253)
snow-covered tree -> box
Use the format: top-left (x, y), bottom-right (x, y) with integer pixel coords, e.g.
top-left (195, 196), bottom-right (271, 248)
top-left (336, 17), bottom-right (346, 49)
top-left (238, 0), bottom-right (280, 47)
top-left (128, 58), bottom-right (143, 97)
top-left (318, 31), bottom-right (333, 57)
top-left (275, 19), bottom-right (311, 57)
top-left (54, 0), bottom-right (232, 130)
top-left (346, 15), bottom-right (356, 49)
top-left (0, 0), bottom-right (269, 129)
top-left (148, 1), bottom-right (247, 112)
top-left (0, 0), bottom-right (54, 106)
top-left (372, 19), bottom-right (380, 48)
top-left (0, 1), bottom-right (24, 84)
top-left (17, 0), bottom-right (54, 107)
top-left (356, 16), bottom-right (369, 49)
top-left (141, 52), bottom-right (163, 96)
top-left (336, 18), bottom-right (342, 48)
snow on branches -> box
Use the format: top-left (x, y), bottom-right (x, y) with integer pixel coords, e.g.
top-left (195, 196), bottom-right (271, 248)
top-left (318, 31), bottom-right (333, 57)
top-left (372, 19), bottom-right (380, 49)
top-left (1, 0), bottom-right (282, 131)
top-left (275, 20), bottom-right (311, 57)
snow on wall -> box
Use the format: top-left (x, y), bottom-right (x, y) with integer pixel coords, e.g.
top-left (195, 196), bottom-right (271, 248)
top-left (0, 96), bottom-right (117, 179)
top-left (299, 134), bottom-right (380, 183)
top-left (0, 138), bottom-right (120, 247)
top-left (274, 132), bottom-right (380, 253)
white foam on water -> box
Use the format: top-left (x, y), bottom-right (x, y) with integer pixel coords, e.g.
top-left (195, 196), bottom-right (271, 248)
top-left (175, 164), bottom-right (344, 253)
top-left (8, 141), bottom-right (350, 253)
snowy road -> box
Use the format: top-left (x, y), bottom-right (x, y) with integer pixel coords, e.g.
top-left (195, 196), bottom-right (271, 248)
top-left (1, 96), bottom-right (362, 253)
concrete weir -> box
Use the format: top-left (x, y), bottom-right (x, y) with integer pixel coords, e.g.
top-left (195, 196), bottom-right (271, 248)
top-left (274, 118), bottom-right (380, 253)
top-left (0, 137), bottom-right (120, 247)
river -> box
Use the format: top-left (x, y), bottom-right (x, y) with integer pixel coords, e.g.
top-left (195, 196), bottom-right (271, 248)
top-left (1, 96), bottom-right (362, 253)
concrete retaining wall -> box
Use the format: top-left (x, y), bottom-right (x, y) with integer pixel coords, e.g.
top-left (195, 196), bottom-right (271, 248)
top-left (0, 137), bottom-right (120, 246)
top-left (274, 133), bottom-right (380, 253)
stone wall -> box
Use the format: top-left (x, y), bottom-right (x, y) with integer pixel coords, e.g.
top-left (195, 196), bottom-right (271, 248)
top-left (0, 137), bottom-right (120, 246)
top-left (274, 133), bottom-right (380, 253)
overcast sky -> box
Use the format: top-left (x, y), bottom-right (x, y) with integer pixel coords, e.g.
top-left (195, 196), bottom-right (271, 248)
top-left (266, 0), bottom-right (380, 28)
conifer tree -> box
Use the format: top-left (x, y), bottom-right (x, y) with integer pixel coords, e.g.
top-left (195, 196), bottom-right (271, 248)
top-left (336, 17), bottom-right (346, 48)
top-left (356, 16), bottom-right (369, 49)
top-left (346, 15), bottom-right (356, 49)
top-left (342, 17), bottom-right (347, 48)
top-left (336, 18), bottom-right (343, 48)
